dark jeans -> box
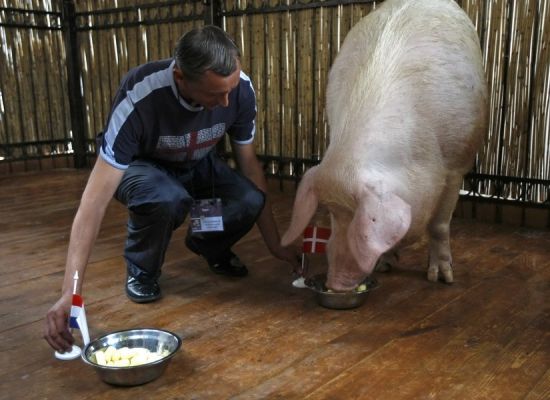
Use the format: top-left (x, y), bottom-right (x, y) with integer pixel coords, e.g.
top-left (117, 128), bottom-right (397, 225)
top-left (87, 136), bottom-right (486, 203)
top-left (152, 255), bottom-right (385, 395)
top-left (114, 152), bottom-right (265, 282)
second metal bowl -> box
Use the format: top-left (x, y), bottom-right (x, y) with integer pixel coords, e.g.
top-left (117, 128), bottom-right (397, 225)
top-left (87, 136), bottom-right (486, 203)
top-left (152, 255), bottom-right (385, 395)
top-left (81, 328), bottom-right (181, 386)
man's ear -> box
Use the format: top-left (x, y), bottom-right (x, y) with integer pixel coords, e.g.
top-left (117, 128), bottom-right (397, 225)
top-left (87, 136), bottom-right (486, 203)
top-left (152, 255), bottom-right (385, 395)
top-left (173, 66), bottom-right (184, 84)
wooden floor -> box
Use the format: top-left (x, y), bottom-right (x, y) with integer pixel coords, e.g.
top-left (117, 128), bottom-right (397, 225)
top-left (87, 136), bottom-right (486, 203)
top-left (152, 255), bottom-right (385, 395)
top-left (1, 169), bottom-right (549, 400)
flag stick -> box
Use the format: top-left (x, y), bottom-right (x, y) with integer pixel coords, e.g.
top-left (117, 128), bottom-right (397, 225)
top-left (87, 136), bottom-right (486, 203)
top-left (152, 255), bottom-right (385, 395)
top-left (78, 309), bottom-right (91, 346)
top-left (70, 271), bottom-right (78, 336)
top-left (73, 271), bottom-right (78, 295)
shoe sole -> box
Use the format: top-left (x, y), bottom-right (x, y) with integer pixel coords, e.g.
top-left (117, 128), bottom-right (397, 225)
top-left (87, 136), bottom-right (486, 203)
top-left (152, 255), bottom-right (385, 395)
top-left (125, 290), bottom-right (162, 303)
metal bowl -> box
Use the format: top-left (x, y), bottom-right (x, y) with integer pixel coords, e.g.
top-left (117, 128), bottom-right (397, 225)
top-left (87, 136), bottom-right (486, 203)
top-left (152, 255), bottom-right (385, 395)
top-left (306, 273), bottom-right (379, 310)
top-left (82, 328), bottom-right (181, 386)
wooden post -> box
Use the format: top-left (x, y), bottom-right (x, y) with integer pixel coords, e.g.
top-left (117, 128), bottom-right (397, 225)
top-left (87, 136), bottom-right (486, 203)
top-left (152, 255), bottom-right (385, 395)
top-left (207, 0), bottom-right (231, 158)
top-left (62, 0), bottom-right (87, 168)
top-left (206, 0), bottom-right (223, 27)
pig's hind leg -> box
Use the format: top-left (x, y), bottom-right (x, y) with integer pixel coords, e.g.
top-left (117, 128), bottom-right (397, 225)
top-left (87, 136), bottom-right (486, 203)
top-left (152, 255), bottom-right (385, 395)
top-left (426, 174), bottom-right (463, 283)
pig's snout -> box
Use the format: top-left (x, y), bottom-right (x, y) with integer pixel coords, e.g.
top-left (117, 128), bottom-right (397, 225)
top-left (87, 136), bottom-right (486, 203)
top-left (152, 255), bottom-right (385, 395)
top-left (326, 268), bottom-right (369, 292)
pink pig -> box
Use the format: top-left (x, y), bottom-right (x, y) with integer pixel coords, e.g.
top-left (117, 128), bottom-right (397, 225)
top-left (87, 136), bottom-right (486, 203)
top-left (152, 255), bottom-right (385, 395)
top-left (281, 0), bottom-right (489, 291)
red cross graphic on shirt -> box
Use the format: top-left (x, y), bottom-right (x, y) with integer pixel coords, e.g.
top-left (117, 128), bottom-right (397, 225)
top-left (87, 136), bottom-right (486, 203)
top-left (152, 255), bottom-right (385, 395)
top-left (158, 128), bottom-right (224, 161)
top-left (186, 131), bottom-right (221, 160)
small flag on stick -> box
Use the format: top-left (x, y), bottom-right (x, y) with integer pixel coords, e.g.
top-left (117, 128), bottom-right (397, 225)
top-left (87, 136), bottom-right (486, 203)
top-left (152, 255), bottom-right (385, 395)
top-left (293, 226), bottom-right (332, 289)
top-left (302, 226), bottom-right (331, 253)
top-left (54, 271), bottom-right (90, 360)
top-left (69, 293), bottom-right (90, 345)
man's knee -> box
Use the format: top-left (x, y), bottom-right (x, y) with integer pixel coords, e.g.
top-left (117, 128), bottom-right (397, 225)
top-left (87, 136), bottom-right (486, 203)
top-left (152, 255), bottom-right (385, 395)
top-left (152, 187), bottom-right (192, 215)
top-left (240, 187), bottom-right (265, 222)
top-left (129, 185), bottom-right (192, 227)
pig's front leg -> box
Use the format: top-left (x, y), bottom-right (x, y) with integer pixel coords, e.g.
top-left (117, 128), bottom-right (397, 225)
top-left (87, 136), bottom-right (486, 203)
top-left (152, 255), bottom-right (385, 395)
top-left (427, 174), bottom-right (462, 283)
top-left (428, 230), bottom-right (453, 283)
top-left (375, 250), bottom-right (399, 272)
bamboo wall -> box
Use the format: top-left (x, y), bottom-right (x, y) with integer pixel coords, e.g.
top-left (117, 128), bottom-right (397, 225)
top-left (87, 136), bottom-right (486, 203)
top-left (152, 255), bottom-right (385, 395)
top-left (0, 0), bottom-right (549, 211)
top-left (73, 0), bottom-right (206, 146)
top-left (223, 1), bottom-right (375, 176)
top-left (461, 0), bottom-right (550, 205)
top-left (0, 0), bottom-right (71, 170)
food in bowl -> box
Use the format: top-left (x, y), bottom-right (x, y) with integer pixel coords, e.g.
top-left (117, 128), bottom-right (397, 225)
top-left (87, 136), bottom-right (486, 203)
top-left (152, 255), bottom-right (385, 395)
top-left (356, 283), bottom-right (368, 292)
top-left (93, 345), bottom-right (170, 367)
top-left (324, 282), bottom-right (368, 293)
top-left (306, 274), bottom-right (379, 309)
top-left (82, 328), bottom-right (181, 386)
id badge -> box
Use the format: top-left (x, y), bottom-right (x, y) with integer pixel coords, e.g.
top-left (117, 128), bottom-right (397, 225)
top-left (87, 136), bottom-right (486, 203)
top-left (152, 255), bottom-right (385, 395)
top-left (190, 198), bottom-right (224, 233)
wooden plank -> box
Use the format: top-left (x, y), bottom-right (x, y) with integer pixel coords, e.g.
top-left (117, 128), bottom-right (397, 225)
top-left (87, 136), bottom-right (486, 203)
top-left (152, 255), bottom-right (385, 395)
top-left (301, 262), bottom-right (550, 399)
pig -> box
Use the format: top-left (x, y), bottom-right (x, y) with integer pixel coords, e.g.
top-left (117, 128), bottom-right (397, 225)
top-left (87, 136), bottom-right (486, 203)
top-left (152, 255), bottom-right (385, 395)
top-left (281, 0), bottom-right (489, 291)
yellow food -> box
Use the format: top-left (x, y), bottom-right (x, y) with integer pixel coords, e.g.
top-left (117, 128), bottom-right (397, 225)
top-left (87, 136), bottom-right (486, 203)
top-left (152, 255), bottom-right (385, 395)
top-left (322, 284), bottom-right (367, 293)
top-left (94, 349), bottom-right (106, 365)
top-left (103, 345), bottom-right (116, 362)
top-left (93, 346), bottom-right (170, 367)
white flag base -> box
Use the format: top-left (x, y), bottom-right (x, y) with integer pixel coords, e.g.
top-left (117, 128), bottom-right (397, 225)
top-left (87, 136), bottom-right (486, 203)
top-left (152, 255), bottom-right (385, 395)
top-left (292, 276), bottom-right (307, 288)
top-left (54, 344), bottom-right (82, 361)
top-left (292, 253), bottom-right (309, 288)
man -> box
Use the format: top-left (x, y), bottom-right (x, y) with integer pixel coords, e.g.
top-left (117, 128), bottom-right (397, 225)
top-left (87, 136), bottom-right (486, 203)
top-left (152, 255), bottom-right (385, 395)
top-left (44, 25), bottom-right (299, 353)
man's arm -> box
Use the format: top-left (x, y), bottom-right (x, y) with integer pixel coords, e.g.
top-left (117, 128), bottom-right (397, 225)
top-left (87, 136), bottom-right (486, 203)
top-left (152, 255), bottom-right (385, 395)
top-left (44, 157), bottom-right (124, 352)
top-left (231, 142), bottom-right (300, 269)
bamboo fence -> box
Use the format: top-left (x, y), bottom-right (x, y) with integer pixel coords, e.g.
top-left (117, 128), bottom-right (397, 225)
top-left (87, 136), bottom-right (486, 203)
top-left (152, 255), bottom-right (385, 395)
top-left (0, 0), bottom-right (549, 210)
top-left (0, 0), bottom-right (69, 169)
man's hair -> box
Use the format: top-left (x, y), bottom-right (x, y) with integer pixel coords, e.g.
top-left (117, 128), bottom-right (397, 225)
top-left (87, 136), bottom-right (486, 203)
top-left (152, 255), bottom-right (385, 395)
top-left (174, 25), bottom-right (241, 81)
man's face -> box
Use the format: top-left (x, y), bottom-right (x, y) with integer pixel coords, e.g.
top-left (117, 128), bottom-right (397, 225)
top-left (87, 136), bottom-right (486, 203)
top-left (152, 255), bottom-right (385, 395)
top-left (174, 63), bottom-right (241, 110)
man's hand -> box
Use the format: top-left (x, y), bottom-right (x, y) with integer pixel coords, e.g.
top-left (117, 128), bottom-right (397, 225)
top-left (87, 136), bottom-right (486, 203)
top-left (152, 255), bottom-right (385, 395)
top-left (43, 293), bottom-right (74, 352)
top-left (270, 243), bottom-right (303, 275)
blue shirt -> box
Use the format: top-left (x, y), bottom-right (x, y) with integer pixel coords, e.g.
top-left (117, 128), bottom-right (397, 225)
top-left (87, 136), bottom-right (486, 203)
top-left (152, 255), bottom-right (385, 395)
top-left (99, 59), bottom-right (256, 170)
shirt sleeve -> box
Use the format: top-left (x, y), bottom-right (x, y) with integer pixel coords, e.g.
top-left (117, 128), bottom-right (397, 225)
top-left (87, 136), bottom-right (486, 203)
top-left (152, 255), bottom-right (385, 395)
top-left (227, 73), bottom-right (256, 144)
top-left (99, 73), bottom-right (143, 170)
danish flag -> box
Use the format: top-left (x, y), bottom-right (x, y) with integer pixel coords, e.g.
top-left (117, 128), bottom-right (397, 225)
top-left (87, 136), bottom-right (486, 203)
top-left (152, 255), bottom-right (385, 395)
top-left (302, 226), bottom-right (331, 253)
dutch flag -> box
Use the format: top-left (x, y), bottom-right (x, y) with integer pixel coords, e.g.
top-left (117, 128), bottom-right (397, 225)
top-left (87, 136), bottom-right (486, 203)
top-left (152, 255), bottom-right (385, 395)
top-left (69, 294), bottom-right (90, 345)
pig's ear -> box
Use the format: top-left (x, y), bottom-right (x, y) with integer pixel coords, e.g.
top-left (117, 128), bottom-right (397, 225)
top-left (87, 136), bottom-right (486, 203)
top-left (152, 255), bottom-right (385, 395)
top-left (281, 166), bottom-right (319, 246)
top-left (347, 191), bottom-right (411, 274)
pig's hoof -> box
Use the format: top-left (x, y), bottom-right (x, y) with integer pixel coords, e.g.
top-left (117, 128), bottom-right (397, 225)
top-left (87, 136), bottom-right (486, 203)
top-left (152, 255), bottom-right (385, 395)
top-left (427, 263), bottom-right (453, 283)
top-left (427, 266), bottom-right (438, 282)
top-left (441, 264), bottom-right (454, 283)
top-left (375, 261), bottom-right (392, 273)
top-left (376, 252), bottom-right (398, 273)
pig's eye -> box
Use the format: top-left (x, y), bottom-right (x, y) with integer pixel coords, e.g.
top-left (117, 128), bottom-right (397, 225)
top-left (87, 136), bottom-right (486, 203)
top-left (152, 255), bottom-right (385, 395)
top-left (372, 218), bottom-right (376, 222)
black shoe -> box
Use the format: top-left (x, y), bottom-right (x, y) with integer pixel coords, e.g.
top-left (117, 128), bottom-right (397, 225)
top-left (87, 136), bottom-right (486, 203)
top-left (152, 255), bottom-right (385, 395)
top-left (208, 252), bottom-right (248, 277)
top-left (185, 235), bottom-right (201, 256)
top-left (126, 276), bottom-right (161, 303)
top-left (185, 236), bottom-right (248, 277)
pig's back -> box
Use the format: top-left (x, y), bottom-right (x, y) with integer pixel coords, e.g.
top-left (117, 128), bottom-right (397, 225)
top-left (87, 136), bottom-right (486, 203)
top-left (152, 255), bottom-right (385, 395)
top-left (326, 0), bottom-right (488, 174)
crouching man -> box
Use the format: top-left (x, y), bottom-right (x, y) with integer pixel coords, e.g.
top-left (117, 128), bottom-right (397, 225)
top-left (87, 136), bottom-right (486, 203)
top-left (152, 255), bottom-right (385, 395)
top-left (44, 25), bottom-right (299, 353)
